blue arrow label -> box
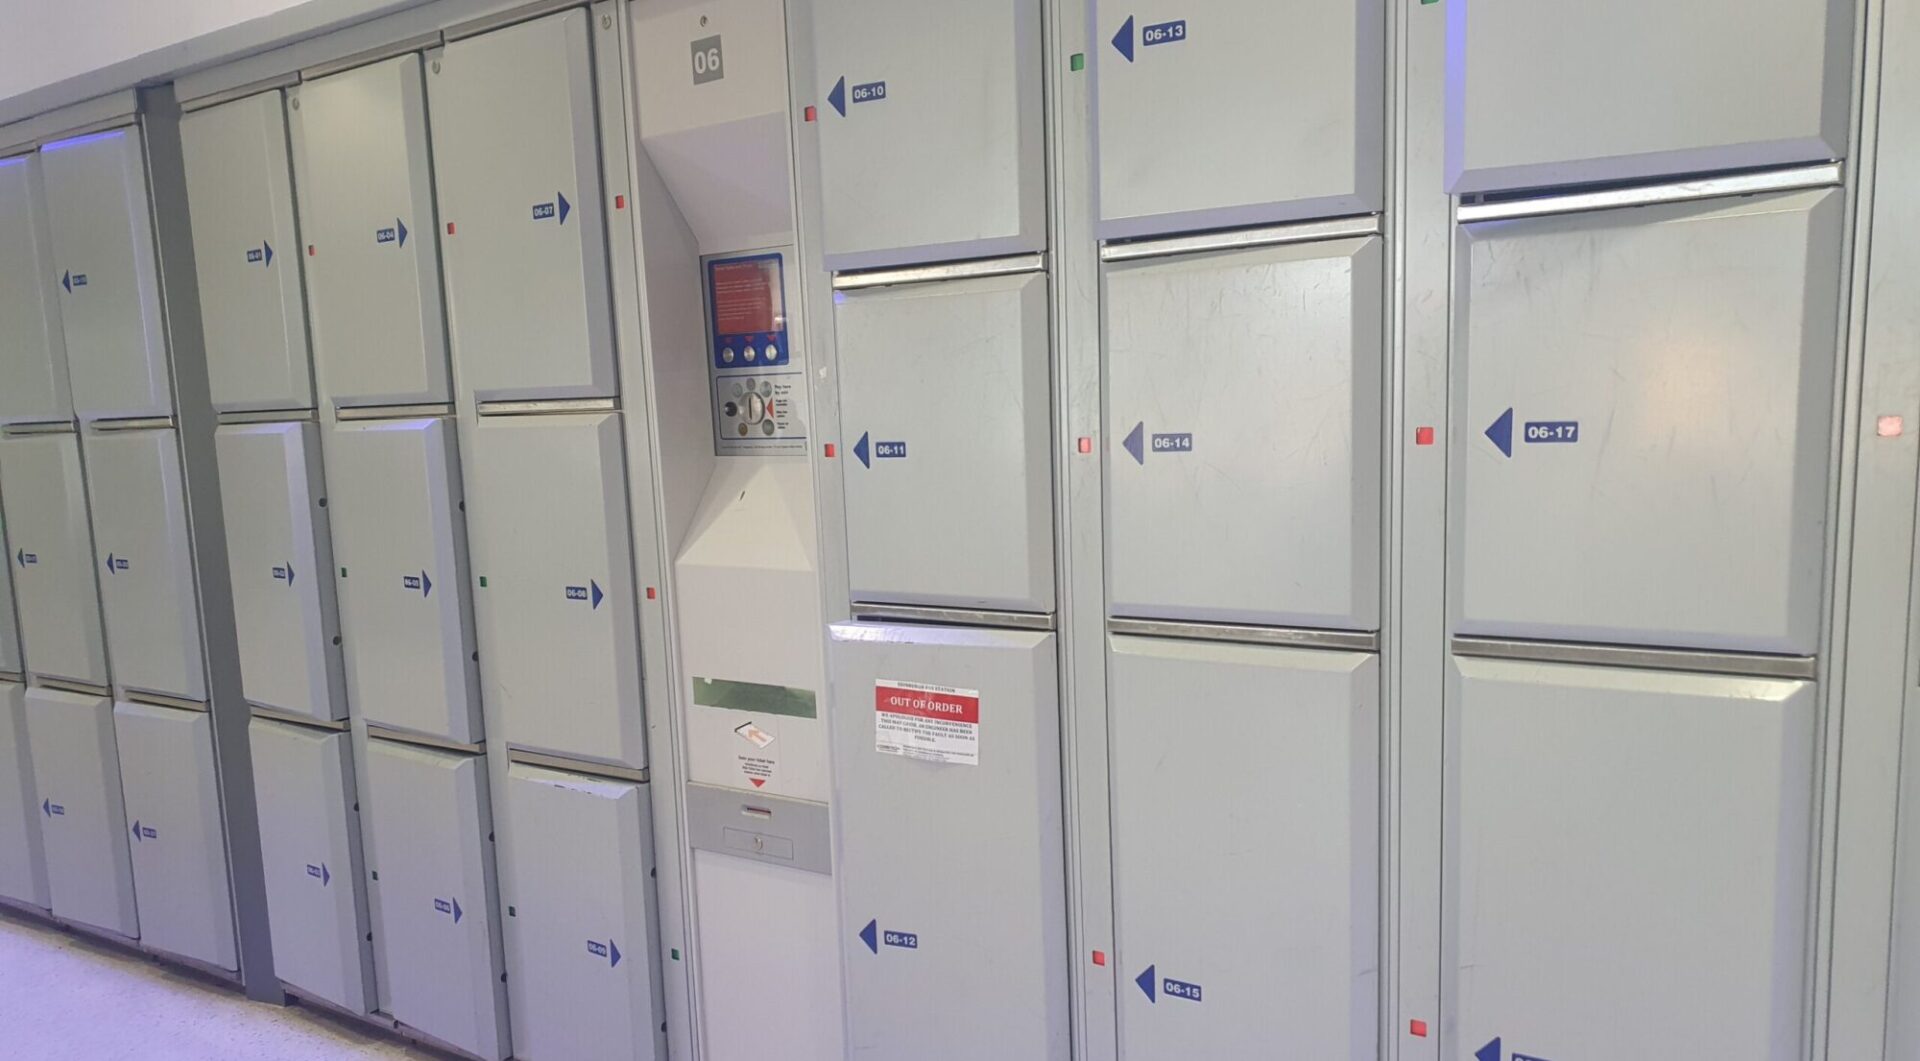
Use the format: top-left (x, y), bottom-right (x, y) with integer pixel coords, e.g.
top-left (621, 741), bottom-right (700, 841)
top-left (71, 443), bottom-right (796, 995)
top-left (828, 77), bottom-right (848, 117)
top-left (1142, 19), bottom-right (1188, 46)
top-left (1477, 1038), bottom-right (1501, 1061)
top-left (273, 562), bottom-right (295, 585)
top-left (882, 930), bottom-right (918, 949)
top-left (1135, 964), bottom-right (1156, 1002)
top-left (853, 432), bottom-right (871, 468)
top-left (874, 441), bottom-right (907, 459)
top-left (46, 801), bottom-right (64, 817)
top-left (859, 919), bottom-right (878, 954)
top-left (1112, 15), bottom-right (1136, 61)
top-left (434, 897), bottom-right (463, 923)
top-left (404, 571), bottom-right (432, 597)
top-left (377, 218), bottom-right (409, 247)
top-left (17, 549), bottom-right (35, 567)
top-left (306, 863), bottom-right (331, 886)
top-left (132, 821), bottom-right (156, 841)
top-left (1486, 408), bottom-right (1514, 458)
top-left (60, 270), bottom-right (71, 293)
top-left (1123, 422), bottom-right (1145, 465)
top-left (106, 553), bottom-right (128, 574)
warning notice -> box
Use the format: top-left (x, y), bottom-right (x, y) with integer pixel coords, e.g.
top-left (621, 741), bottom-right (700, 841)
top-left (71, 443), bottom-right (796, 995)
top-left (875, 680), bottom-right (980, 766)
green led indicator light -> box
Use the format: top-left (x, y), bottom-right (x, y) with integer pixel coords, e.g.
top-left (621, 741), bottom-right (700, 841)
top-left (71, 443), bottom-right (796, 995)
top-left (671, 948), bottom-right (681, 961)
top-left (1070, 52), bottom-right (1085, 71)
top-left (1421, 0), bottom-right (1440, 5)
top-left (339, 566), bottom-right (347, 578)
top-left (479, 576), bottom-right (489, 588)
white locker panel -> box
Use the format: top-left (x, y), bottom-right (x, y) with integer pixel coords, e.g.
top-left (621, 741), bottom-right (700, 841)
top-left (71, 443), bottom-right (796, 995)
top-left (290, 56), bottom-right (451, 408)
top-left (181, 91), bottom-right (313, 413)
top-left (364, 740), bottom-right (509, 1060)
top-left (1109, 638), bottom-right (1378, 1059)
top-left (1093, 1), bottom-right (1383, 239)
top-left (39, 129), bottom-right (172, 422)
top-left (250, 719), bottom-right (374, 1014)
top-left (0, 153), bottom-right (72, 424)
top-left (499, 765), bottom-right (662, 1061)
top-left (828, 622), bottom-right (1069, 1061)
top-left (0, 681), bottom-right (49, 908)
top-left (328, 418), bottom-right (482, 743)
top-left (1455, 190), bottom-right (1843, 655)
top-left (429, 11), bottom-right (616, 402)
top-left (1104, 238), bottom-right (1383, 628)
top-left (691, 850), bottom-right (847, 1061)
top-left (1446, 0), bottom-right (1851, 193)
top-left (1448, 657), bottom-right (1814, 1061)
top-left (0, 501), bottom-right (19, 674)
top-left (215, 423), bottom-right (344, 720)
top-left (23, 687), bottom-right (137, 937)
top-left (837, 273), bottom-right (1054, 611)
top-left (810, 0), bottom-right (1045, 270)
top-left (468, 414), bottom-right (642, 768)
top-left (113, 702), bottom-right (236, 969)
top-left (0, 433), bottom-right (108, 686)
top-left (84, 429), bottom-right (206, 701)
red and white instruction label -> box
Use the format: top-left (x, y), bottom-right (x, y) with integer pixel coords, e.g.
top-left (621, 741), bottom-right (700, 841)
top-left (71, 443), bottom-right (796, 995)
top-left (875, 680), bottom-right (980, 766)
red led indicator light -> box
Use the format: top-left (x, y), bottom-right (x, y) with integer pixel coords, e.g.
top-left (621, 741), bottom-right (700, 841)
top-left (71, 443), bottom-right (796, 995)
top-left (645, 587), bottom-right (657, 600)
top-left (1077, 437), bottom-right (1092, 454)
top-left (446, 222), bottom-right (456, 235)
top-left (824, 443), bottom-right (837, 459)
top-left (1878, 415), bottom-right (1904, 438)
top-left (1409, 1019), bottom-right (1429, 1038)
top-left (1415, 426), bottom-right (1435, 446)
top-left (1091, 950), bottom-right (1106, 967)
top-left (804, 105), bottom-right (817, 122)
top-left (614, 194), bottom-right (626, 210)
top-left (306, 245), bottom-right (315, 257)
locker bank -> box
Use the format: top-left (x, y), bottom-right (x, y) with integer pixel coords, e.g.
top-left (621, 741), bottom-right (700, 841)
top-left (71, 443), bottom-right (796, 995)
top-left (0, 0), bottom-right (1917, 1060)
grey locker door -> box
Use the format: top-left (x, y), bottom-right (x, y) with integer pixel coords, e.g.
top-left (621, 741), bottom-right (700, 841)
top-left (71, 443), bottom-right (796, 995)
top-left (83, 429), bottom-right (207, 701)
top-left (181, 90), bottom-right (314, 413)
top-left (0, 681), bottom-right (49, 908)
top-left (1104, 237), bottom-right (1383, 628)
top-left (499, 765), bottom-right (662, 1061)
top-left (467, 413), bottom-right (644, 769)
top-left (363, 740), bottom-right (510, 1060)
top-left (828, 621), bottom-right (1069, 1061)
top-left (39, 129), bottom-right (173, 422)
top-left (0, 433), bottom-right (109, 686)
top-left (0, 153), bottom-right (72, 425)
top-left (836, 272), bottom-right (1054, 611)
top-left (810, 0), bottom-right (1045, 269)
top-left (1109, 637), bottom-right (1379, 1059)
top-left (1093, 0), bottom-right (1383, 239)
top-left (1446, 0), bottom-right (1851, 192)
top-left (1446, 657), bottom-right (1815, 1061)
top-left (113, 702), bottom-right (236, 970)
top-left (23, 687), bottom-right (137, 938)
top-left (290, 55), bottom-right (451, 408)
top-left (215, 422), bottom-right (345, 721)
top-left (249, 718), bottom-right (374, 1014)
top-left (1453, 189), bottom-right (1843, 655)
top-left (428, 10), bottom-right (617, 402)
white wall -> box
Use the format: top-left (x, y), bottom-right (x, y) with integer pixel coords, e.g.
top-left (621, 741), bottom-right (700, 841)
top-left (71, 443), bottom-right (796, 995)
top-left (0, 0), bottom-right (314, 101)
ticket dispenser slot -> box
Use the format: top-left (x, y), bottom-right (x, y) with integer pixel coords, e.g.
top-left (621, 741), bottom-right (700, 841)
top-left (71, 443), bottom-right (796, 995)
top-left (181, 90), bottom-right (314, 413)
top-left (83, 428), bottom-right (207, 701)
top-left (113, 701), bottom-right (236, 970)
top-left (0, 153), bottom-right (72, 424)
top-left (0, 681), bottom-right (50, 909)
top-left (40, 128), bottom-right (172, 422)
top-left (215, 422), bottom-right (346, 721)
top-left (0, 433), bottom-right (109, 686)
top-left (290, 55), bottom-right (451, 408)
top-left (429, 10), bottom-right (617, 402)
top-left (24, 687), bottom-right (138, 938)
top-left (1092, 0), bottom-right (1383, 239)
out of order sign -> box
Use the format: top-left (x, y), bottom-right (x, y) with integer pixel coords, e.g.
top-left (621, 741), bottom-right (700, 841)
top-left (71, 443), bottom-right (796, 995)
top-left (874, 680), bottom-right (980, 766)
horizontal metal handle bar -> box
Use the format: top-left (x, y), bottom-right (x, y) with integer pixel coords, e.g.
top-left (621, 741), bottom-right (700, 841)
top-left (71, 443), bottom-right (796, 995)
top-left (850, 601), bottom-right (1056, 632)
top-left (123, 690), bottom-right (208, 713)
top-left (218, 408), bottom-right (318, 425)
top-left (1, 420), bottom-right (76, 436)
top-left (1451, 636), bottom-right (1817, 680)
top-left (33, 677), bottom-right (111, 697)
top-left (507, 746), bottom-right (649, 784)
top-left (248, 705), bottom-right (349, 732)
top-left (477, 397), bottom-right (619, 417)
top-left (87, 416), bottom-right (176, 432)
top-left (1100, 214), bottom-right (1383, 263)
top-left (334, 402), bottom-right (454, 422)
top-left (1108, 617), bottom-right (1379, 652)
top-left (1457, 162), bottom-right (1843, 224)
top-left (833, 253), bottom-right (1047, 291)
top-left (367, 724), bottom-right (485, 756)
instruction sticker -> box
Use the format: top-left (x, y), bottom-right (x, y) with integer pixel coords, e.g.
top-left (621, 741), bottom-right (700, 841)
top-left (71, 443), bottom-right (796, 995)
top-left (875, 680), bottom-right (980, 766)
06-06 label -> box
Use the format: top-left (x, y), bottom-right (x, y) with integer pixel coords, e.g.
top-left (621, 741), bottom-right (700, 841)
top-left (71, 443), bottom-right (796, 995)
top-left (875, 680), bottom-right (980, 766)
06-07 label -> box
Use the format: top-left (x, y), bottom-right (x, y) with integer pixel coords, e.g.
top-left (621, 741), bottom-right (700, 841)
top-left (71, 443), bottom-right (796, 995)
top-left (874, 680), bottom-right (980, 766)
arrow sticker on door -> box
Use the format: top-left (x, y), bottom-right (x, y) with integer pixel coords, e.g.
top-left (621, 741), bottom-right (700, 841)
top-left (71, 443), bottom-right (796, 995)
top-left (1487, 408), bottom-right (1580, 458)
top-left (434, 897), bottom-right (464, 923)
top-left (247, 241), bottom-right (274, 267)
top-left (16, 549), bottom-right (34, 567)
top-left (1475, 1037), bottom-right (1554, 1061)
top-left (376, 219), bottom-right (410, 248)
top-left (586, 939), bottom-right (623, 967)
top-left (273, 562), bottom-right (295, 586)
top-left (307, 862), bottom-right (331, 886)
top-left (403, 571), bottom-right (432, 597)
top-left (1135, 964), bottom-right (1201, 1003)
top-left (1112, 15), bottom-right (1136, 61)
top-left (105, 553), bottom-right (128, 575)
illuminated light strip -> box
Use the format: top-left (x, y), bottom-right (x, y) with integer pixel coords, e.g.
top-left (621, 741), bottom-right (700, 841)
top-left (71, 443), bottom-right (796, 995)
top-left (1456, 162), bottom-right (1843, 224)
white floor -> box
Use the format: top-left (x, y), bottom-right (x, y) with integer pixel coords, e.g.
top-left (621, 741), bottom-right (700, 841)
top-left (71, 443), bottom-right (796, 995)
top-left (0, 908), bottom-right (436, 1059)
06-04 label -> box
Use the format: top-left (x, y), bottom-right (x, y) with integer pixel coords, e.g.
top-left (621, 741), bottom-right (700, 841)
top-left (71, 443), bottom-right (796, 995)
top-left (875, 680), bottom-right (980, 766)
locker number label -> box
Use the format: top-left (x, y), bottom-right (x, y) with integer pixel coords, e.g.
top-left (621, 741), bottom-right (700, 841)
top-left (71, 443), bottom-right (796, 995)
top-left (852, 81), bottom-right (888, 104)
top-left (883, 930), bottom-right (919, 949)
top-left (1523, 420), bottom-right (1580, 444)
top-left (875, 680), bottom-right (980, 767)
top-left (1142, 19), bottom-right (1188, 46)
top-left (692, 36), bottom-right (724, 84)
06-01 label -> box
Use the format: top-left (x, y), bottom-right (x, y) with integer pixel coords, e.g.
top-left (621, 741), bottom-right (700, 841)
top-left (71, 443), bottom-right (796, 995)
top-left (874, 680), bottom-right (980, 766)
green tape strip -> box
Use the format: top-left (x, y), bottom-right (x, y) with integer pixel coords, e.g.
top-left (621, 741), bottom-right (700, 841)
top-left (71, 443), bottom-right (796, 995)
top-left (694, 677), bottom-right (818, 719)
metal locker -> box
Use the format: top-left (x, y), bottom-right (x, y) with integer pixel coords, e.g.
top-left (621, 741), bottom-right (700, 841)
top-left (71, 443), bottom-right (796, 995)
top-left (1454, 190), bottom-right (1843, 655)
top-left (1093, 1), bottom-right (1383, 239)
top-left (0, 433), bottom-right (108, 686)
top-left (1447, 657), bottom-right (1814, 1061)
top-left (1104, 237), bottom-right (1383, 629)
top-left (363, 739), bottom-right (510, 1060)
top-left (289, 56), bottom-right (451, 408)
top-left (810, 0), bottom-right (1045, 269)
top-left (39, 129), bottom-right (172, 422)
top-left (181, 90), bottom-right (313, 413)
top-left (0, 153), bottom-right (71, 425)
top-left (468, 413), bottom-right (643, 768)
top-left (499, 764), bottom-right (662, 1061)
top-left (83, 429), bottom-right (206, 701)
top-left (1108, 637), bottom-right (1378, 1059)
top-left (113, 701), bottom-right (236, 970)
top-left (0, 681), bottom-right (49, 908)
top-left (249, 718), bottom-right (375, 1014)
top-left (215, 423), bottom-right (344, 721)
top-left (429, 10), bottom-right (616, 402)
top-left (327, 418), bottom-right (482, 743)
top-left (1446, 0), bottom-right (1852, 193)
top-left (0, 499), bottom-right (19, 675)
top-left (23, 687), bottom-right (137, 937)
top-left (836, 272), bottom-right (1054, 611)
top-left (828, 621), bottom-right (1069, 1061)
